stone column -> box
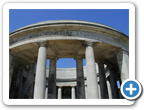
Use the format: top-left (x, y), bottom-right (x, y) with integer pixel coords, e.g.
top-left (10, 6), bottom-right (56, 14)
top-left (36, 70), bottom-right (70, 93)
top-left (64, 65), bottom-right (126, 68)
top-left (85, 85), bottom-right (87, 99)
top-left (106, 79), bottom-right (112, 99)
top-left (116, 49), bottom-right (129, 83)
top-left (48, 57), bottom-right (57, 99)
top-left (98, 63), bottom-right (109, 99)
top-left (71, 86), bottom-right (75, 99)
top-left (45, 87), bottom-right (48, 99)
top-left (58, 87), bottom-right (62, 99)
top-left (85, 42), bottom-right (99, 99)
top-left (95, 63), bottom-right (99, 74)
top-left (98, 83), bottom-right (101, 99)
top-left (75, 56), bottom-right (85, 99)
top-left (108, 68), bottom-right (120, 99)
top-left (34, 42), bottom-right (47, 99)
top-left (15, 65), bottom-right (24, 98)
top-left (9, 50), bottom-right (15, 90)
top-left (22, 60), bottom-right (35, 99)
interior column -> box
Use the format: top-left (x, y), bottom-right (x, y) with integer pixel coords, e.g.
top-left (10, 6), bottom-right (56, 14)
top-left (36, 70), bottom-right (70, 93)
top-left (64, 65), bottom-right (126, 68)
top-left (22, 60), bottom-right (35, 99)
top-left (106, 79), bottom-right (112, 99)
top-left (75, 56), bottom-right (85, 99)
top-left (98, 63), bottom-right (109, 99)
top-left (58, 87), bottom-right (62, 99)
top-left (48, 57), bottom-right (57, 99)
top-left (15, 65), bottom-right (24, 98)
top-left (71, 86), bottom-right (75, 99)
top-left (107, 64), bottom-right (120, 99)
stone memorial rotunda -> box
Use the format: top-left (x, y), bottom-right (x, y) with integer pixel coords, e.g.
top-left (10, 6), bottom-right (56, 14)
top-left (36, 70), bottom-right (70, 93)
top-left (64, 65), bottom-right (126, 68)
top-left (9, 20), bottom-right (129, 99)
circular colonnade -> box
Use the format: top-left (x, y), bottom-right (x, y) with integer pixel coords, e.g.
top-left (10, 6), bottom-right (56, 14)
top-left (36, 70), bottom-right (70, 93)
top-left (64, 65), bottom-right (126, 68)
top-left (9, 20), bottom-right (129, 99)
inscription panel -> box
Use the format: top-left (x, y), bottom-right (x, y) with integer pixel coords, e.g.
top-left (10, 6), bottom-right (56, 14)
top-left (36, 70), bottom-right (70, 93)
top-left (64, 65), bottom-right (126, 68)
top-left (10, 31), bottom-right (100, 45)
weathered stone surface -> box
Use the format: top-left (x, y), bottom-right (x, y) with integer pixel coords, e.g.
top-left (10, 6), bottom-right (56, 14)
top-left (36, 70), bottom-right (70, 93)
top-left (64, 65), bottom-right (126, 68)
top-left (9, 51), bottom-right (15, 90)
top-left (85, 42), bottom-right (99, 99)
top-left (76, 58), bottom-right (85, 99)
top-left (15, 65), bottom-right (24, 98)
top-left (22, 61), bottom-right (35, 98)
top-left (109, 69), bottom-right (120, 99)
top-left (98, 63), bottom-right (109, 99)
top-left (9, 20), bottom-right (129, 62)
top-left (34, 43), bottom-right (47, 99)
top-left (48, 58), bottom-right (57, 99)
top-left (9, 20), bottom-right (129, 99)
top-left (58, 87), bottom-right (62, 99)
top-left (71, 87), bottom-right (75, 99)
top-left (116, 49), bottom-right (129, 83)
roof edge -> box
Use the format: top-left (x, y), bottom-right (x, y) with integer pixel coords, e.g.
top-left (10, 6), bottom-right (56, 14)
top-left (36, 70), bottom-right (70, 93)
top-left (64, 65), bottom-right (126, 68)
top-left (9, 20), bottom-right (129, 38)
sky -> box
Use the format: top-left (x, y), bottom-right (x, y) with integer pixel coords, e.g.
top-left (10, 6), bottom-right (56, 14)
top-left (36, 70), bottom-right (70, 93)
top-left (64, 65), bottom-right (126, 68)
top-left (9, 9), bottom-right (129, 68)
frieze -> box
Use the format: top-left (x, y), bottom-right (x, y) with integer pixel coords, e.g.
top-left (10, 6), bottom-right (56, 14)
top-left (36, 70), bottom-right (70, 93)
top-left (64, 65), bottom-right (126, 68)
top-left (9, 31), bottom-right (99, 45)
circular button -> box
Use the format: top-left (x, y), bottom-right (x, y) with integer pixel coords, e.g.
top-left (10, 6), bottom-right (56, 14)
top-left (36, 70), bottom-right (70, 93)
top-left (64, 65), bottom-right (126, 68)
top-left (120, 79), bottom-right (142, 100)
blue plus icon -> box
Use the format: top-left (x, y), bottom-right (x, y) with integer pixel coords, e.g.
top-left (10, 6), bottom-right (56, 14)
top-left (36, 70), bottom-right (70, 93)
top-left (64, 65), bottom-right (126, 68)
top-left (126, 83), bottom-right (137, 95)
top-left (121, 79), bottom-right (142, 100)
top-left (123, 81), bottom-right (139, 97)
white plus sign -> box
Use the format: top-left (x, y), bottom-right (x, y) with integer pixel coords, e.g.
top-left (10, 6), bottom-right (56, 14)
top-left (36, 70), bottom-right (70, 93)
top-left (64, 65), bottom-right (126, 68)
top-left (126, 83), bottom-right (137, 95)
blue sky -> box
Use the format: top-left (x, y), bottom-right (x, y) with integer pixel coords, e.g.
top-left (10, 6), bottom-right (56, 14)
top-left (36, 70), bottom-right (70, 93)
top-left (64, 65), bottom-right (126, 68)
top-left (9, 9), bottom-right (129, 68)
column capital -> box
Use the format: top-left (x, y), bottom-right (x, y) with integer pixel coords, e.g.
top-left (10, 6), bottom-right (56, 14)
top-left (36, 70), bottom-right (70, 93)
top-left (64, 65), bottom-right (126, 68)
top-left (37, 41), bottom-right (48, 47)
top-left (84, 41), bottom-right (94, 47)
